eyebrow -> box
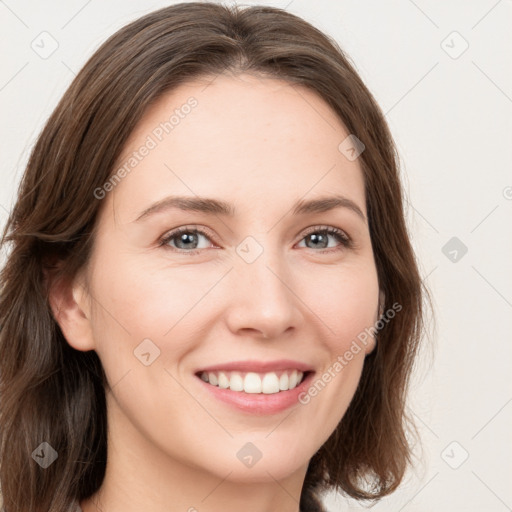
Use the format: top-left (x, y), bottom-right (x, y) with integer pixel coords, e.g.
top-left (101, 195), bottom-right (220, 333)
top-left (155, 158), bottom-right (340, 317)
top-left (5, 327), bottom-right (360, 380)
top-left (133, 194), bottom-right (366, 223)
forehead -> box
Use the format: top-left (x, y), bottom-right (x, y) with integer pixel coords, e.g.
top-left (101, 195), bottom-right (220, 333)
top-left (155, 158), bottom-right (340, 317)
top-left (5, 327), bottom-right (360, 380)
top-left (107, 73), bottom-right (366, 223)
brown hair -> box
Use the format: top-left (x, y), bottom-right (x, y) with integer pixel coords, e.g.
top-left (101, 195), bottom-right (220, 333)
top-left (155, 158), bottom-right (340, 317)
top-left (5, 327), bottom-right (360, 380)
top-left (0, 3), bottom-right (428, 511)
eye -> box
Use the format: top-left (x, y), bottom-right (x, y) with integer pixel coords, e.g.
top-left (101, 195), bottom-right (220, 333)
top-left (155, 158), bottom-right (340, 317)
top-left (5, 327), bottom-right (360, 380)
top-left (297, 225), bottom-right (352, 252)
top-left (159, 224), bottom-right (352, 255)
top-left (159, 226), bottom-right (215, 254)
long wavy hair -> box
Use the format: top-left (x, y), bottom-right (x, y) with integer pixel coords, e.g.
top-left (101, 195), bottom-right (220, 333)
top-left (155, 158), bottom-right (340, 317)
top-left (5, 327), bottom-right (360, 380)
top-left (0, 3), bottom-right (428, 511)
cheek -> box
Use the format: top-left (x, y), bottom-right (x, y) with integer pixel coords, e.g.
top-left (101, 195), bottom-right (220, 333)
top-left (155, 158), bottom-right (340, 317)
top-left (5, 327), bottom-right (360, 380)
top-left (89, 252), bottom-right (214, 340)
top-left (297, 259), bottom-right (380, 345)
top-left (86, 251), bottom-right (237, 393)
top-left (290, 262), bottom-right (378, 438)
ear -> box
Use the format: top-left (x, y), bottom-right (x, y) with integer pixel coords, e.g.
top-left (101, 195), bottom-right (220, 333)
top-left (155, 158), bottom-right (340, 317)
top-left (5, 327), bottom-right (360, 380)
top-left (47, 267), bottom-right (95, 352)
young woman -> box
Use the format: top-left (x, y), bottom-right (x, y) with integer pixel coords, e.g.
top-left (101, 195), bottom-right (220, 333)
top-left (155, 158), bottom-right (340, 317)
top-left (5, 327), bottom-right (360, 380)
top-left (0, 3), bottom-right (427, 511)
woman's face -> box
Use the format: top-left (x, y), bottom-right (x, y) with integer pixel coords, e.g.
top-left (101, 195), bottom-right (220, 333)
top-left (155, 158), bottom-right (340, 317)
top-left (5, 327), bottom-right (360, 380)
top-left (72, 73), bottom-right (380, 482)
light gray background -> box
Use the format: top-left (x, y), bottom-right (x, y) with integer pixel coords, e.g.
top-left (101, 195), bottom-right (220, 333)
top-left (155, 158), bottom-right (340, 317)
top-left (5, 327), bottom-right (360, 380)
top-left (1, 1), bottom-right (511, 511)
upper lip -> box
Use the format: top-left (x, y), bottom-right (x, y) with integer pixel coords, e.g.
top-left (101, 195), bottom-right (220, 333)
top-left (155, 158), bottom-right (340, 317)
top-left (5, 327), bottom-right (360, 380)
top-left (195, 359), bottom-right (314, 374)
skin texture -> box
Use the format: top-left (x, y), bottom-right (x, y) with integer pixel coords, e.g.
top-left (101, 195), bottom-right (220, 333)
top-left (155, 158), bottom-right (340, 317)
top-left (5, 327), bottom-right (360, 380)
top-left (51, 73), bottom-right (381, 512)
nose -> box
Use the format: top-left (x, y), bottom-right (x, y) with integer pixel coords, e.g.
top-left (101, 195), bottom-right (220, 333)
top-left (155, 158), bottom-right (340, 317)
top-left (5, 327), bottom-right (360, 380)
top-left (223, 246), bottom-right (304, 341)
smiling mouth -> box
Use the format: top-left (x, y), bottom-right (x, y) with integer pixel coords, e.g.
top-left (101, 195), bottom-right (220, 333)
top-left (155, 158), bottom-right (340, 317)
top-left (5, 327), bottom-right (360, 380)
top-left (195, 369), bottom-right (311, 394)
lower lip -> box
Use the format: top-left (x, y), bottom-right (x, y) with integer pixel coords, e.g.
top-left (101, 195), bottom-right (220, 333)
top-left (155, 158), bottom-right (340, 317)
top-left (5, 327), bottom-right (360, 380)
top-left (195, 372), bottom-right (315, 415)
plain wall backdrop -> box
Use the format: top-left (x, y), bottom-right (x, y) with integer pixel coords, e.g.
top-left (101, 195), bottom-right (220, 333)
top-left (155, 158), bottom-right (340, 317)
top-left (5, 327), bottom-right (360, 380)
top-left (1, 1), bottom-right (511, 510)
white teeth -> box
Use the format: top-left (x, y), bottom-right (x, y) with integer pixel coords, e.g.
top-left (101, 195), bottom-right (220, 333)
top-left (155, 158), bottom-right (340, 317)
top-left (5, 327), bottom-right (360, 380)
top-left (244, 372), bottom-right (261, 393)
top-left (289, 369), bottom-right (298, 389)
top-left (229, 372), bottom-right (244, 392)
top-left (218, 371), bottom-right (230, 389)
top-left (199, 369), bottom-right (306, 394)
top-left (279, 373), bottom-right (289, 391)
top-left (262, 372), bottom-right (280, 394)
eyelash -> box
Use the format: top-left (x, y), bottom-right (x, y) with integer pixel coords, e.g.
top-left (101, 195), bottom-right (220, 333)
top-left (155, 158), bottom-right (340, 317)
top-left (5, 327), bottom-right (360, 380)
top-left (158, 225), bottom-right (353, 255)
